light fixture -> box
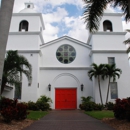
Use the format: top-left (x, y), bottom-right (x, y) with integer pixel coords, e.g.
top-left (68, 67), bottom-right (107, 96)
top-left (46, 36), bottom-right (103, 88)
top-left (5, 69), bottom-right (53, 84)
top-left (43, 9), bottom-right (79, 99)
top-left (81, 84), bottom-right (84, 91)
top-left (48, 84), bottom-right (51, 91)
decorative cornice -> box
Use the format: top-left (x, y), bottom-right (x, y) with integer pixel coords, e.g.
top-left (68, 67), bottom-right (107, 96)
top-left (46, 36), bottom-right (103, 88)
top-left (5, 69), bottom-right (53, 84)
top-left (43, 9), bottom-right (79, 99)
top-left (6, 50), bottom-right (41, 53)
top-left (9, 31), bottom-right (40, 35)
top-left (40, 36), bottom-right (91, 49)
top-left (40, 67), bottom-right (92, 70)
top-left (94, 32), bottom-right (126, 35)
top-left (9, 31), bottom-right (44, 44)
top-left (91, 50), bottom-right (126, 53)
top-left (103, 13), bottom-right (122, 16)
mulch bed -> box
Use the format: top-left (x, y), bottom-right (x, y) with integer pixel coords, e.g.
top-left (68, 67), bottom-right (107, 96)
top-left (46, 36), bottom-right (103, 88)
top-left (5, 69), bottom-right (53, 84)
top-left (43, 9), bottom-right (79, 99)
top-left (0, 116), bottom-right (34, 130)
top-left (102, 118), bottom-right (130, 130)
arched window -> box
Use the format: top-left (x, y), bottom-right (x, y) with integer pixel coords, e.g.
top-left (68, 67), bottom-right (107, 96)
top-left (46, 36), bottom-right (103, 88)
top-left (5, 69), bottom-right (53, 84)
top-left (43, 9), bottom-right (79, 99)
top-left (19, 20), bottom-right (29, 31)
top-left (103, 20), bottom-right (113, 32)
top-left (27, 5), bottom-right (30, 8)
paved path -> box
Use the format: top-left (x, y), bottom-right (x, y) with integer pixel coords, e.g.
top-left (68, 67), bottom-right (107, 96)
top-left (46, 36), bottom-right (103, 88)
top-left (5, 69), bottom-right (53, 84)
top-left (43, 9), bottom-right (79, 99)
top-left (24, 110), bottom-right (115, 130)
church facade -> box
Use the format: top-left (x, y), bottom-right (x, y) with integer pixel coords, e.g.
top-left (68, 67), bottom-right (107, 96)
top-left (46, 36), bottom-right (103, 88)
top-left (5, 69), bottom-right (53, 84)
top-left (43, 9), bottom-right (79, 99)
top-left (2, 3), bottom-right (130, 109)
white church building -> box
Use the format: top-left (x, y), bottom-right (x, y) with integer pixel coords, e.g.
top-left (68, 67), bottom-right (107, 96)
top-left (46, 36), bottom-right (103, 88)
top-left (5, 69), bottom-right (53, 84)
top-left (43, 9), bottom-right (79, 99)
top-left (2, 2), bottom-right (130, 109)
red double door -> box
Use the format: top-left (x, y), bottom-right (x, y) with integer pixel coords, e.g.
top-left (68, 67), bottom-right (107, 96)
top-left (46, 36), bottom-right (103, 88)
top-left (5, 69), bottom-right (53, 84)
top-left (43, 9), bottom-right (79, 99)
top-left (55, 88), bottom-right (77, 109)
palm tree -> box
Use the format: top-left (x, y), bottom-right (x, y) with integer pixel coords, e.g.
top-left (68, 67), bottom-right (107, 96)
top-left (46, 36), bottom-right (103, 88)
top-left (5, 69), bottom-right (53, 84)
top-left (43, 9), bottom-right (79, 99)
top-left (83, 0), bottom-right (130, 33)
top-left (0, 0), bottom-right (15, 94)
top-left (88, 63), bottom-right (105, 105)
top-left (124, 29), bottom-right (130, 53)
top-left (1, 50), bottom-right (32, 94)
top-left (103, 64), bottom-right (122, 104)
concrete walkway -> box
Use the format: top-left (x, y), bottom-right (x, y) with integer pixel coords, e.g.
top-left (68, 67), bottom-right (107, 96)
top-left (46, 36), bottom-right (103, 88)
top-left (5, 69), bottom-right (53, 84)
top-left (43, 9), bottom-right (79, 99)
top-left (24, 110), bottom-right (115, 130)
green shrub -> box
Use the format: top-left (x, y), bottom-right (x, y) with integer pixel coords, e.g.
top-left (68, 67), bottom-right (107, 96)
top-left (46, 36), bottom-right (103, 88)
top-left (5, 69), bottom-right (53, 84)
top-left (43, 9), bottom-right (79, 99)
top-left (36, 95), bottom-right (52, 111)
top-left (94, 103), bottom-right (103, 110)
top-left (28, 101), bottom-right (39, 111)
top-left (79, 96), bottom-right (103, 111)
top-left (37, 95), bottom-right (52, 103)
top-left (105, 102), bottom-right (115, 110)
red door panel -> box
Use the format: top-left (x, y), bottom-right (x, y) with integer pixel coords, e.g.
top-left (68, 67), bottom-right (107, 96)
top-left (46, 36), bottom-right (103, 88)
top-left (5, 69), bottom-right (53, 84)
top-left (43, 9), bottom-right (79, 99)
top-left (55, 88), bottom-right (77, 109)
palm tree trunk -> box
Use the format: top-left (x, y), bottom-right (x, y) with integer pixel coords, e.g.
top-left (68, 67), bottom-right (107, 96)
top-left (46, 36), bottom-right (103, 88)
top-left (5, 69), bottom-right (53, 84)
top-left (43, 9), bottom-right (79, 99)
top-left (98, 76), bottom-right (103, 105)
top-left (0, 0), bottom-right (15, 95)
top-left (1, 83), bottom-right (6, 94)
top-left (128, 0), bottom-right (130, 14)
top-left (106, 77), bottom-right (110, 104)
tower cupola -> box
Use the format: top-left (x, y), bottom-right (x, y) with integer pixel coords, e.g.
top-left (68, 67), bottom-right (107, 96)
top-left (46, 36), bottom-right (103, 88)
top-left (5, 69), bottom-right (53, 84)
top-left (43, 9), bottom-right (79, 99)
top-left (19, 2), bottom-right (37, 13)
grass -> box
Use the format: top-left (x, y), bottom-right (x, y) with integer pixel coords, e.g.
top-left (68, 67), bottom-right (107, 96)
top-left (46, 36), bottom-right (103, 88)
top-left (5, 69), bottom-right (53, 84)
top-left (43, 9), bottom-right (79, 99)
top-left (27, 111), bottom-right (48, 120)
top-left (85, 110), bottom-right (114, 120)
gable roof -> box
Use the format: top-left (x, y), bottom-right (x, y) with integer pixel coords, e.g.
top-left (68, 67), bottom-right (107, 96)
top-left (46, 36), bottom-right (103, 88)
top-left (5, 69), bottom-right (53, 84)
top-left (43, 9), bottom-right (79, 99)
top-left (40, 36), bottom-right (92, 49)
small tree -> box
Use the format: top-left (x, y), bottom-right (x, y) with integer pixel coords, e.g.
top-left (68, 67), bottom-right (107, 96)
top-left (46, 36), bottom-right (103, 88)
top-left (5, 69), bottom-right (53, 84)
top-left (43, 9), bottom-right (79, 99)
top-left (88, 63), bottom-right (105, 105)
top-left (103, 64), bottom-right (122, 104)
top-left (1, 50), bottom-right (32, 94)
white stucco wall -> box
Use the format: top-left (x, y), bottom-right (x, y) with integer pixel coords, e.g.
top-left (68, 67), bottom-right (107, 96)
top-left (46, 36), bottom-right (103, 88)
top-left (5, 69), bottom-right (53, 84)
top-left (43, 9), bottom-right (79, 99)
top-left (92, 33), bottom-right (126, 50)
top-left (18, 52), bottom-right (40, 102)
top-left (39, 69), bottom-right (93, 109)
top-left (2, 88), bottom-right (14, 99)
top-left (4, 4), bottom-right (130, 110)
top-left (38, 37), bottom-right (93, 109)
top-left (7, 34), bottom-right (40, 50)
top-left (91, 25), bottom-right (130, 104)
top-left (40, 38), bottom-right (92, 67)
top-left (91, 51), bottom-right (130, 104)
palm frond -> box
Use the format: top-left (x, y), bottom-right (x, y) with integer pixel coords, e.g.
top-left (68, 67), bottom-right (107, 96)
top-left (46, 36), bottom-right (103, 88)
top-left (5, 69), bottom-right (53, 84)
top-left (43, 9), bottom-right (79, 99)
top-left (103, 63), bottom-right (122, 81)
top-left (127, 46), bottom-right (130, 53)
top-left (83, 0), bottom-right (108, 33)
top-left (112, 0), bottom-right (129, 21)
top-left (1, 50), bottom-right (32, 93)
top-left (124, 38), bottom-right (130, 44)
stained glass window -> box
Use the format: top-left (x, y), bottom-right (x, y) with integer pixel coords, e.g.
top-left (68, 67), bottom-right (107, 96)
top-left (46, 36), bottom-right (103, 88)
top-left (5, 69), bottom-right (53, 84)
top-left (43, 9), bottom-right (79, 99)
top-left (56, 45), bottom-right (76, 64)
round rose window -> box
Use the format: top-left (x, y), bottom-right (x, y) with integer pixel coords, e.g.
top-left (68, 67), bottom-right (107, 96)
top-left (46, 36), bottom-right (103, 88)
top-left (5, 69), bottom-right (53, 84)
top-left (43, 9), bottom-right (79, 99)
top-left (56, 44), bottom-right (76, 64)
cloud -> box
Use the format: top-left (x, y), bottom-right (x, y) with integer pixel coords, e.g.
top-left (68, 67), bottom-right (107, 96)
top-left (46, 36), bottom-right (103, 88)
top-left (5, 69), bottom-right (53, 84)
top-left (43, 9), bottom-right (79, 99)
top-left (43, 7), bottom-right (68, 23)
top-left (13, 0), bottom-right (84, 13)
top-left (64, 16), bottom-right (88, 42)
top-left (43, 23), bottom-right (59, 42)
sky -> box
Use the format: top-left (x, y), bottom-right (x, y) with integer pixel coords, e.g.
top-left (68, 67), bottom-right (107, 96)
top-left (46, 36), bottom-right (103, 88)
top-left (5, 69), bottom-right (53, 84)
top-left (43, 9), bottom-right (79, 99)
top-left (1, 0), bottom-right (130, 43)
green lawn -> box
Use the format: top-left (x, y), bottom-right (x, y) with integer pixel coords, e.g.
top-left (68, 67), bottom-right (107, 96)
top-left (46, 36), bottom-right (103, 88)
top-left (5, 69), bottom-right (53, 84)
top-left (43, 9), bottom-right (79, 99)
top-left (85, 110), bottom-right (114, 120)
top-left (27, 111), bottom-right (48, 120)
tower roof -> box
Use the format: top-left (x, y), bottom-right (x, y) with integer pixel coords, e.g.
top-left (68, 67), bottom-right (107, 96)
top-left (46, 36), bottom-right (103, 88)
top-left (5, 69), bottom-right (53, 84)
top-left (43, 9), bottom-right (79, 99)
top-left (19, 3), bottom-right (37, 13)
top-left (104, 8), bottom-right (115, 13)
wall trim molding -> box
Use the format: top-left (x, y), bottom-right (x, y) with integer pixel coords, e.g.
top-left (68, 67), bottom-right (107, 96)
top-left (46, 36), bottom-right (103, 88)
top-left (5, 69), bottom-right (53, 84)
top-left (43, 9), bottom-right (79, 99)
top-left (40, 67), bottom-right (92, 70)
top-left (91, 50), bottom-right (126, 53)
top-left (93, 32), bottom-right (126, 35)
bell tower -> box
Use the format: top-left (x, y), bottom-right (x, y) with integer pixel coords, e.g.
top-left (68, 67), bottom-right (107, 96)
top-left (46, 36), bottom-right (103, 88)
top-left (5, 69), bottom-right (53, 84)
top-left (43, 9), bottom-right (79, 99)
top-left (5, 2), bottom-right (45, 102)
top-left (88, 9), bottom-right (130, 104)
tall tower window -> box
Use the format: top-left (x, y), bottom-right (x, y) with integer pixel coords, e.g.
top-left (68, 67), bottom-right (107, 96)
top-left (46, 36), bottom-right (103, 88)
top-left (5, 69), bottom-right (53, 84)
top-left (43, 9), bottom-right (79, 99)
top-left (19, 20), bottom-right (29, 32)
top-left (108, 57), bottom-right (115, 65)
top-left (27, 5), bottom-right (30, 8)
top-left (110, 82), bottom-right (118, 99)
top-left (103, 20), bottom-right (113, 32)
